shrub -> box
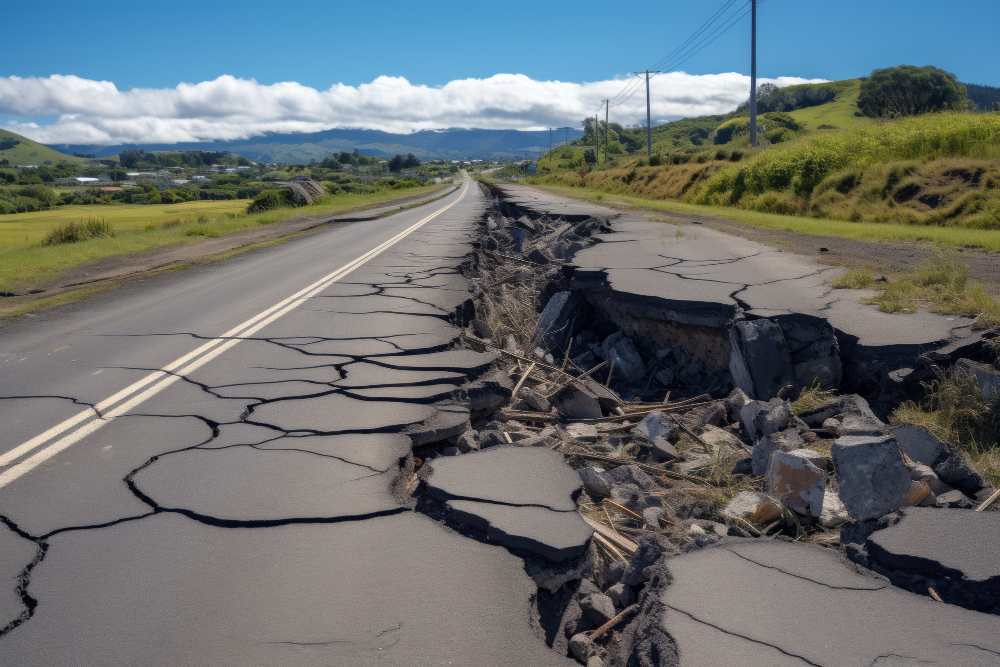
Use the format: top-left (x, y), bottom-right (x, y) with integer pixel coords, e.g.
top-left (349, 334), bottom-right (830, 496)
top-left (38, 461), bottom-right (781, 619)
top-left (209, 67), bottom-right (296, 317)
top-left (43, 218), bottom-right (116, 245)
top-left (246, 188), bottom-right (295, 213)
top-left (858, 65), bottom-right (969, 118)
top-left (0, 200), bottom-right (15, 214)
top-left (12, 196), bottom-right (41, 213)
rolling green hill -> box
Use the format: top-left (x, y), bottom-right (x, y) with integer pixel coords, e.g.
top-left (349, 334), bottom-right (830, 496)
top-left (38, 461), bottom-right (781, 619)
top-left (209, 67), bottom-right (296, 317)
top-left (786, 79), bottom-right (870, 131)
top-left (0, 128), bottom-right (91, 166)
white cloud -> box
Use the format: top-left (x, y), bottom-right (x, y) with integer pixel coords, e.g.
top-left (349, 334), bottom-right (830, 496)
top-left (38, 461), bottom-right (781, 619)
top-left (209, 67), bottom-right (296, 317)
top-left (0, 72), bottom-right (826, 145)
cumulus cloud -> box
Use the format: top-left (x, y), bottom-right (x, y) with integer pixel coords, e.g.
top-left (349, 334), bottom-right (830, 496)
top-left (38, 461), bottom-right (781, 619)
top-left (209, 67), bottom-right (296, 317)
top-left (0, 72), bottom-right (826, 145)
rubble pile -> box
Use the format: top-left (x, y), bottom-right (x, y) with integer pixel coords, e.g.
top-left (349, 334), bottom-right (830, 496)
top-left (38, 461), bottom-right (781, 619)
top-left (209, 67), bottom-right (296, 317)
top-left (404, 184), bottom-right (1000, 666)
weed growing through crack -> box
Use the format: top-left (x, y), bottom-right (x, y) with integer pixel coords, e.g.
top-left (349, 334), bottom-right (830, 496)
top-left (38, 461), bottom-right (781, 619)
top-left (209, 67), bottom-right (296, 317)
top-left (834, 252), bottom-right (1000, 328)
top-left (891, 367), bottom-right (1000, 487)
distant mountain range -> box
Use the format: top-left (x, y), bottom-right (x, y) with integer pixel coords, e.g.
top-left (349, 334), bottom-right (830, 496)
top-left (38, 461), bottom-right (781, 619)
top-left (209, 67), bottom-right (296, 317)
top-left (46, 127), bottom-right (586, 164)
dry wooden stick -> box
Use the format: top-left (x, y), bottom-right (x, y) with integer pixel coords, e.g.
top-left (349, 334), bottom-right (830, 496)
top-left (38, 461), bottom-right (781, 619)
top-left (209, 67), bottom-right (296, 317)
top-left (928, 587), bottom-right (944, 603)
top-left (592, 533), bottom-right (628, 563)
top-left (604, 499), bottom-right (643, 520)
top-left (581, 514), bottom-right (638, 554)
top-left (590, 604), bottom-right (639, 641)
top-left (560, 337), bottom-right (573, 372)
top-left (975, 488), bottom-right (1000, 512)
top-left (603, 505), bottom-right (617, 531)
top-left (510, 361), bottom-right (536, 400)
top-left (605, 359), bottom-right (616, 387)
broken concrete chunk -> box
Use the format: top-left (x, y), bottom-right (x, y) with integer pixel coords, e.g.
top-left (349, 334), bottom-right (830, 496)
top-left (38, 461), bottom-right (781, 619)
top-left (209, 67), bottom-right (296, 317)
top-left (642, 507), bottom-right (663, 531)
top-left (956, 357), bottom-right (1000, 403)
top-left (607, 464), bottom-right (658, 492)
top-left (554, 383), bottom-right (603, 420)
top-left (580, 593), bottom-right (616, 626)
top-left (766, 449), bottom-right (827, 517)
top-left (721, 490), bottom-right (774, 522)
top-left (426, 446), bottom-right (580, 511)
top-left (831, 435), bottom-right (911, 521)
top-left (610, 484), bottom-right (643, 512)
top-left (579, 466), bottom-right (613, 497)
top-left (751, 429), bottom-right (803, 476)
top-left (772, 313), bottom-right (843, 390)
top-left (728, 319), bottom-right (796, 401)
top-left (535, 291), bottom-right (582, 353)
top-left (446, 500), bottom-right (592, 562)
top-left (741, 398), bottom-right (799, 442)
top-left (566, 423), bottom-right (599, 442)
top-left (723, 387), bottom-right (751, 422)
top-left (818, 490), bottom-right (850, 528)
top-left (456, 370), bottom-right (513, 412)
top-left (527, 249), bottom-right (549, 265)
top-left (893, 424), bottom-right (948, 466)
top-left (406, 404), bottom-right (471, 446)
top-left (935, 489), bottom-right (975, 508)
top-left (909, 463), bottom-right (951, 495)
top-left (455, 430), bottom-right (481, 453)
top-left (598, 332), bottom-right (646, 384)
top-left (660, 540), bottom-right (1000, 666)
top-left (522, 388), bottom-right (551, 412)
top-left (605, 582), bottom-right (634, 609)
top-left (650, 436), bottom-right (680, 462)
top-left (569, 633), bottom-right (597, 663)
top-left (799, 394), bottom-right (885, 436)
top-left (933, 449), bottom-right (991, 498)
top-left (632, 410), bottom-right (678, 443)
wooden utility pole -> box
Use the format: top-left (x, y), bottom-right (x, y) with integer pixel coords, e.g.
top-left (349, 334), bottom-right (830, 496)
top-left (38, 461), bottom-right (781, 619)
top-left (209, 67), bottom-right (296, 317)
top-left (635, 70), bottom-right (661, 157)
top-left (750, 0), bottom-right (758, 147)
top-left (603, 99), bottom-right (609, 164)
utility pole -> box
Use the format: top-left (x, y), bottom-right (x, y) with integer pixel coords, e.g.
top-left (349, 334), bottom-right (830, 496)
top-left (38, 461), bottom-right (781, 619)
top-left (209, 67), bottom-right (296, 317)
top-left (603, 99), bottom-right (609, 165)
top-left (750, 0), bottom-right (757, 148)
top-left (635, 70), bottom-right (661, 157)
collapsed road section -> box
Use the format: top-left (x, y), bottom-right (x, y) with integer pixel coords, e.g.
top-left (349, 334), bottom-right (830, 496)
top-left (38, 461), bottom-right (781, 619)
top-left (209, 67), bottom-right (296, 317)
top-left (403, 181), bottom-right (999, 666)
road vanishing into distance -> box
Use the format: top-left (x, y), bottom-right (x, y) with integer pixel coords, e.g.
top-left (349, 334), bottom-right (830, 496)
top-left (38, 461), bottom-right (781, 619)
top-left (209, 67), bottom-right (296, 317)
top-left (0, 181), bottom-right (574, 666)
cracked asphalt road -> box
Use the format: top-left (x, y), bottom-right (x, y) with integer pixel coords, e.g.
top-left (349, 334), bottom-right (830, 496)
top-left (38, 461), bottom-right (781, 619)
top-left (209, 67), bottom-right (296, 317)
top-left (0, 181), bottom-right (573, 666)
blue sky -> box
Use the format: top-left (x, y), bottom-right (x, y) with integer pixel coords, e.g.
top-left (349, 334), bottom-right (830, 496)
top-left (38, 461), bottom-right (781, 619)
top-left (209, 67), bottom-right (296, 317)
top-left (1, 0), bottom-right (996, 143)
top-left (5, 0), bottom-right (995, 88)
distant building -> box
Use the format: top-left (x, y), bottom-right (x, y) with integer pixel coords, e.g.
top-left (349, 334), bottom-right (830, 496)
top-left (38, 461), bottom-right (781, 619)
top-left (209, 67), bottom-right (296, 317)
top-left (99, 186), bottom-right (123, 192)
top-left (171, 179), bottom-right (191, 185)
top-left (55, 176), bottom-right (100, 185)
top-left (15, 165), bottom-right (38, 169)
top-left (191, 175), bottom-right (209, 181)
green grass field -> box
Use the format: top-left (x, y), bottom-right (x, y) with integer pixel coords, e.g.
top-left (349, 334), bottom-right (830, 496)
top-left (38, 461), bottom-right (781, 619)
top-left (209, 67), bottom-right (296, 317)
top-left (0, 128), bottom-right (92, 166)
top-left (0, 184), bottom-right (448, 293)
top-left (787, 79), bottom-right (871, 131)
top-left (0, 200), bottom-right (250, 248)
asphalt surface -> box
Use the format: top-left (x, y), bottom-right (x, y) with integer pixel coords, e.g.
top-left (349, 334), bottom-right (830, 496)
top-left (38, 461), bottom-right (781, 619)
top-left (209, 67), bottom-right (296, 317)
top-left (0, 181), bottom-right (573, 665)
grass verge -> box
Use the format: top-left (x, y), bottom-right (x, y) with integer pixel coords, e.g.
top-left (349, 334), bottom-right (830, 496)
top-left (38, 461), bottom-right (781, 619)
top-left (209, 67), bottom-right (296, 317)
top-left (833, 252), bottom-right (1000, 327)
top-left (0, 184), bottom-right (447, 294)
top-left (527, 183), bottom-right (1000, 252)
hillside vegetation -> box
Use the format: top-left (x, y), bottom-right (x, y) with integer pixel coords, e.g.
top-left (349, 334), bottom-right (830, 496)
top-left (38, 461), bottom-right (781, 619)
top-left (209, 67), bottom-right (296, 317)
top-left (0, 128), bottom-right (91, 166)
top-left (537, 67), bottom-right (1000, 238)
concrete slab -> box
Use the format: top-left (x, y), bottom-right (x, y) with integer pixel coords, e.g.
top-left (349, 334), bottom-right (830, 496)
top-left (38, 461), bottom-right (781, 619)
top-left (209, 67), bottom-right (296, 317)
top-left (660, 540), bottom-right (1000, 666)
top-left (425, 446), bottom-right (581, 511)
top-left (866, 507), bottom-right (1000, 612)
top-left (0, 414), bottom-right (212, 536)
top-left (131, 447), bottom-right (399, 522)
top-left (2, 512), bottom-right (573, 666)
top-left (447, 499), bottom-right (592, 561)
top-left (248, 393), bottom-right (434, 433)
